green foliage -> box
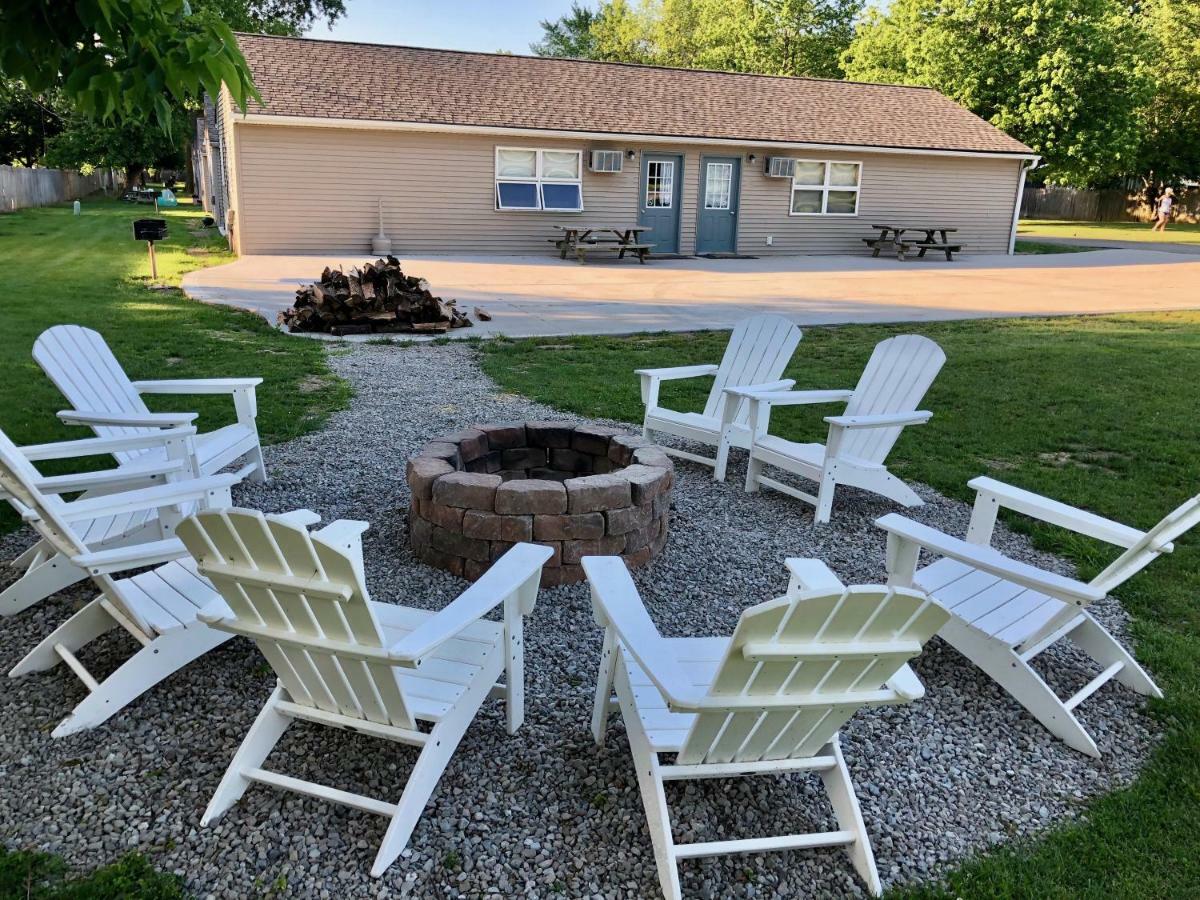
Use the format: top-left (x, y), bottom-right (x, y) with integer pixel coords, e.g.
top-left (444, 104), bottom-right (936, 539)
top-left (0, 1), bottom-right (260, 135)
top-left (0, 848), bottom-right (185, 899)
top-left (195, 0), bottom-right (347, 35)
top-left (842, 0), bottom-right (1150, 186)
top-left (1136, 0), bottom-right (1200, 182)
top-left (0, 78), bottom-right (63, 166)
top-left (531, 2), bottom-right (599, 57)
top-left (45, 112), bottom-right (186, 182)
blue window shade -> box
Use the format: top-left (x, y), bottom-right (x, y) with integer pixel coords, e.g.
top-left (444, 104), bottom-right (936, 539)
top-left (497, 182), bottom-right (539, 209)
top-left (541, 183), bottom-right (582, 211)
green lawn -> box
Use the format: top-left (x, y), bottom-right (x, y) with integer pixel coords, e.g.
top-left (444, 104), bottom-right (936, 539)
top-left (0, 196), bottom-right (350, 532)
top-left (1019, 218), bottom-right (1200, 244)
top-left (480, 314), bottom-right (1200, 897)
top-left (1013, 239), bottom-right (1095, 254)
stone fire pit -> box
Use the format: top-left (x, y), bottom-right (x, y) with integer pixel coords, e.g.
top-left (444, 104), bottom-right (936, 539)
top-left (406, 422), bottom-right (673, 586)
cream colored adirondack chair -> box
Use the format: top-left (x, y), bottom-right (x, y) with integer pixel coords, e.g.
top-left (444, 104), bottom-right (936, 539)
top-left (34, 324), bottom-right (267, 483)
top-left (1, 423), bottom-right (204, 616)
top-left (637, 314), bottom-right (801, 476)
top-left (177, 509), bottom-right (553, 877)
top-left (584, 555), bottom-right (949, 898)
top-left (879, 476), bottom-right (1199, 757)
top-left (0, 429), bottom-right (270, 736)
top-left (734, 334), bottom-right (945, 523)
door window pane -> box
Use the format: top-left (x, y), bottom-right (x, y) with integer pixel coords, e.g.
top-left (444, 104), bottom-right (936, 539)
top-left (645, 161), bottom-right (674, 208)
top-left (542, 151), bottom-right (580, 179)
top-left (829, 163), bottom-right (860, 186)
top-left (541, 183), bottom-right (582, 210)
top-left (790, 190), bottom-right (823, 214)
top-left (704, 162), bottom-right (733, 210)
top-left (793, 161), bottom-right (826, 186)
top-left (496, 149), bottom-right (537, 178)
top-left (826, 190), bottom-right (859, 214)
top-left (496, 182), bottom-right (539, 209)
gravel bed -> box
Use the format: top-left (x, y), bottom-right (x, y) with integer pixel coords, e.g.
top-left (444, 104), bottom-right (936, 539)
top-left (0, 342), bottom-right (1159, 898)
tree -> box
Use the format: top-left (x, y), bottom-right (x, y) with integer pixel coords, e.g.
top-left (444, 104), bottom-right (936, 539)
top-left (531, 2), bottom-right (599, 57)
top-left (0, 79), bottom-right (64, 166)
top-left (1135, 0), bottom-right (1200, 184)
top-left (842, 0), bottom-right (1151, 186)
top-left (45, 113), bottom-right (187, 187)
top-left (197, 0), bottom-right (347, 35)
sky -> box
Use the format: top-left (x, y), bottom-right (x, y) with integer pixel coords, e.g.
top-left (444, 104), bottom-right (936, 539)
top-left (306, 0), bottom-right (580, 54)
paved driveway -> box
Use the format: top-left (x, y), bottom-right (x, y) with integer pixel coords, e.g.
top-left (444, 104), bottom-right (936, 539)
top-left (182, 250), bottom-right (1200, 338)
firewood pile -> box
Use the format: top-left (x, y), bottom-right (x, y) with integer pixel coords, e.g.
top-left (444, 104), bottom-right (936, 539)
top-left (279, 256), bottom-right (473, 335)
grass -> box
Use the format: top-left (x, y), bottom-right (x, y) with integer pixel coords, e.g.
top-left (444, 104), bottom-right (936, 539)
top-left (1013, 239), bottom-right (1095, 255)
top-left (1019, 218), bottom-right (1200, 244)
top-left (0, 848), bottom-right (185, 899)
top-left (479, 313), bottom-right (1200, 897)
top-left (0, 195), bottom-right (350, 533)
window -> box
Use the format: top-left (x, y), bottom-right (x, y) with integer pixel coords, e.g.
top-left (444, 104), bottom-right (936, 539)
top-left (704, 162), bottom-right (733, 209)
top-left (790, 160), bottom-right (861, 216)
top-left (645, 160), bottom-right (674, 208)
top-left (495, 147), bottom-right (583, 211)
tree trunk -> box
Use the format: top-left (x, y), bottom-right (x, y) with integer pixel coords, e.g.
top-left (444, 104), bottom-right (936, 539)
top-left (126, 163), bottom-right (145, 187)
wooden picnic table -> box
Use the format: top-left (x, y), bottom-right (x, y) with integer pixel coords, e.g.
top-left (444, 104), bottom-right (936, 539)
top-left (550, 224), bottom-right (655, 264)
top-left (863, 224), bottom-right (962, 261)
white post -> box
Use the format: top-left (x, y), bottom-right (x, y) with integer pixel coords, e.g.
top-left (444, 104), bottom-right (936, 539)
top-left (1008, 158), bottom-right (1038, 255)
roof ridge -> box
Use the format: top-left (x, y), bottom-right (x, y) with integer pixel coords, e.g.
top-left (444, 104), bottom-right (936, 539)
top-left (235, 31), bottom-right (940, 93)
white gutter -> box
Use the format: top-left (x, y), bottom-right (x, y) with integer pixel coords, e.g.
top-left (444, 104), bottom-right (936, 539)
top-left (1008, 157), bottom-right (1040, 254)
top-left (234, 112), bottom-right (1039, 162)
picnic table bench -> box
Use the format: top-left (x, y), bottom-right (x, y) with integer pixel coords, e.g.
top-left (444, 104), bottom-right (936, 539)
top-left (863, 224), bottom-right (962, 261)
top-left (550, 225), bottom-right (654, 264)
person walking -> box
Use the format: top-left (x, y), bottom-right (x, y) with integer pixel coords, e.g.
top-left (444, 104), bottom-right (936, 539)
top-left (1151, 187), bottom-right (1175, 232)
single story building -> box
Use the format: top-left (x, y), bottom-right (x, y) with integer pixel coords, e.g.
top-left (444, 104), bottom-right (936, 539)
top-left (205, 33), bottom-right (1037, 257)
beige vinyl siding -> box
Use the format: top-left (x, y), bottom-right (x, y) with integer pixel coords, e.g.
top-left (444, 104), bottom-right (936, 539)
top-left (228, 121), bottom-right (1021, 256)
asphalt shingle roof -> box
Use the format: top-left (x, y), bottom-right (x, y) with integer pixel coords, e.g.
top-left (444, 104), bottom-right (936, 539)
top-left (235, 33), bottom-right (1033, 156)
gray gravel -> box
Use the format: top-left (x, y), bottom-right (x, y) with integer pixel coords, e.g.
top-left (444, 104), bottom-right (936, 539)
top-left (0, 342), bottom-right (1159, 898)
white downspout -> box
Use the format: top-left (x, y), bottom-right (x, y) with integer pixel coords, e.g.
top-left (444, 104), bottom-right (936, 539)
top-left (1008, 157), bottom-right (1039, 255)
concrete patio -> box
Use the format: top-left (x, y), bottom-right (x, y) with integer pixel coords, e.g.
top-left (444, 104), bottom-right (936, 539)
top-left (182, 249), bottom-right (1200, 338)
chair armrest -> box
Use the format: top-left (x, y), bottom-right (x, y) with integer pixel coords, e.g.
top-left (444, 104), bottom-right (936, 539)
top-left (885, 663), bottom-right (926, 701)
top-left (71, 538), bottom-right (188, 574)
top-left (57, 471), bottom-right (248, 523)
top-left (270, 509), bottom-right (322, 528)
top-left (875, 513), bottom-right (1104, 604)
top-left (312, 518), bottom-right (367, 543)
top-left (784, 558), bottom-right (845, 594)
top-left (724, 378), bottom-right (796, 396)
top-left (824, 410), bottom-right (932, 430)
top-left (35, 458), bottom-right (188, 495)
top-left (633, 364), bottom-right (719, 381)
top-left (20, 426), bottom-right (198, 461)
top-left (58, 409), bottom-right (198, 428)
top-left (388, 543), bottom-right (553, 665)
top-left (132, 377), bottom-right (262, 395)
top-left (734, 388), bottom-right (854, 405)
top-left (967, 476), bottom-right (1147, 549)
top-left (581, 556), bottom-right (701, 708)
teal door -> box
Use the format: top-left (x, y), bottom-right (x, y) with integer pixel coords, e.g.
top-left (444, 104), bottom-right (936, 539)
top-left (696, 156), bottom-right (740, 254)
top-left (639, 153), bottom-right (682, 254)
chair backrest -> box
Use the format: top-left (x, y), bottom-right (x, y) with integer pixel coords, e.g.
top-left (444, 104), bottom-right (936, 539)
top-left (839, 335), bottom-right (945, 465)
top-left (1090, 493), bottom-right (1200, 595)
top-left (177, 509), bottom-right (418, 731)
top-left (702, 314), bottom-right (802, 422)
top-left (676, 584), bottom-right (948, 765)
top-left (33, 325), bottom-right (154, 464)
top-left (0, 428), bottom-right (87, 562)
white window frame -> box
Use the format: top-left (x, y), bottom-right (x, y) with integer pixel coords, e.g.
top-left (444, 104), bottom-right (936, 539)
top-left (495, 147), bottom-right (584, 213)
top-left (789, 160), bottom-right (862, 217)
top-left (644, 159), bottom-right (676, 209)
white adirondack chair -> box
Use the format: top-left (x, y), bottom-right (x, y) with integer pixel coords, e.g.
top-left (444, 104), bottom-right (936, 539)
top-left (734, 334), bottom-right (945, 523)
top-left (1, 423), bottom-right (204, 616)
top-left (879, 476), bottom-right (1200, 757)
top-left (0, 429), bottom-right (272, 737)
top-left (176, 509), bottom-right (553, 877)
top-left (584, 555), bottom-right (949, 898)
top-left (34, 324), bottom-right (268, 483)
top-left (637, 314), bottom-right (801, 475)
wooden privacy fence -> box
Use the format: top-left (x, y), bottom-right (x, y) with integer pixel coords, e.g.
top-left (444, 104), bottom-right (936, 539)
top-left (1022, 184), bottom-right (1200, 223)
top-left (0, 165), bottom-right (123, 212)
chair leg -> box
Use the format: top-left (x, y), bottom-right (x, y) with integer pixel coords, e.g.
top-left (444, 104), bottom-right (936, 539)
top-left (591, 627), bottom-right (618, 745)
top-left (819, 737), bottom-right (882, 896)
top-left (0, 553), bottom-right (85, 616)
top-left (744, 454), bottom-right (764, 494)
top-left (248, 444), bottom-right (268, 484)
top-left (1067, 613), bottom-right (1162, 698)
top-left (504, 607), bottom-right (525, 735)
top-left (52, 625), bottom-right (231, 737)
top-left (713, 433), bottom-right (733, 483)
top-left (10, 598), bottom-right (117, 676)
top-left (371, 653), bottom-right (505, 877)
top-left (939, 619), bottom-right (1099, 757)
top-left (203, 684), bottom-right (293, 825)
top-left (9, 539), bottom-right (48, 570)
top-left (813, 465), bottom-right (838, 524)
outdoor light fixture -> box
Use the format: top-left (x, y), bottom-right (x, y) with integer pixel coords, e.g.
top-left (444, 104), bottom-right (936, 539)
top-left (748, 153), bottom-right (757, 163)
top-left (626, 149), bottom-right (636, 159)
